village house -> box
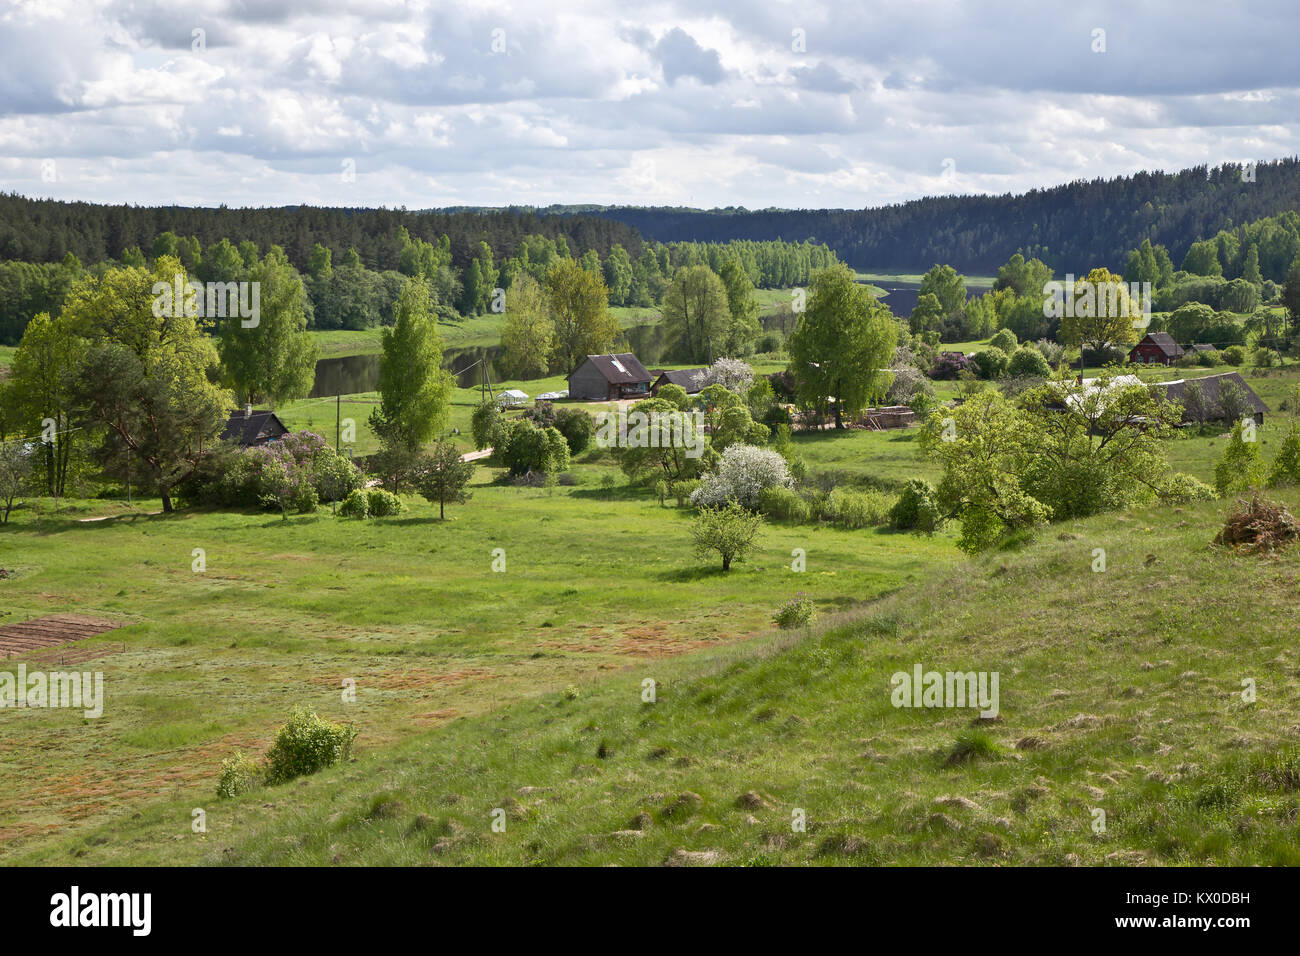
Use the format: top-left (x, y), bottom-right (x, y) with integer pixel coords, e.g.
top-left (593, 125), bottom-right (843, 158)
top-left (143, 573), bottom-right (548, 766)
top-left (219, 408), bottom-right (289, 447)
top-left (1157, 372), bottom-right (1269, 425)
top-left (568, 353), bottom-right (652, 401)
top-left (650, 368), bottom-right (708, 396)
top-left (1128, 332), bottom-right (1184, 365)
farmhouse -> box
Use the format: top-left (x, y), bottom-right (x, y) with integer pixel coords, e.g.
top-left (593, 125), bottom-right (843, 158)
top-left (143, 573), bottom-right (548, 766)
top-left (568, 353), bottom-right (652, 401)
top-left (651, 368), bottom-right (708, 395)
top-left (219, 408), bottom-right (288, 447)
top-left (1129, 332), bottom-right (1184, 365)
top-left (1157, 372), bottom-right (1269, 425)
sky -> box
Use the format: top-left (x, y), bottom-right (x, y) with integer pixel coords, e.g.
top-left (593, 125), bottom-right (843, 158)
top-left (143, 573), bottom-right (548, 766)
top-left (2, 0), bottom-right (1298, 211)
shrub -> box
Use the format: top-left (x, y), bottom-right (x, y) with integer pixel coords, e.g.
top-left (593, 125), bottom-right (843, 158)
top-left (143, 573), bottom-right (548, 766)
top-left (691, 501), bottom-right (763, 572)
top-left (264, 708), bottom-right (358, 785)
top-left (554, 407), bottom-right (595, 454)
top-left (1222, 345), bottom-right (1246, 366)
top-left (206, 431), bottom-right (362, 512)
top-left (971, 346), bottom-right (1009, 379)
top-left (655, 383), bottom-right (691, 409)
top-left (756, 331), bottom-right (784, 353)
top-left (690, 444), bottom-right (792, 509)
top-left (757, 485), bottom-right (811, 523)
top-left (889, 478), bottom-right (943, 532)
top-left (654, 479), bottom-right (668, 506)
top-left (989, 328), bottom-right (1017, 353)
top-left (1214, 421), bottom-right (1266, 496)
top-left (498, 419), bottom-right (571, 475)
top-left (1007, 345), bottom-right (1051, 378)
top-left (216, 750), bottom-right (262, 798)
top-left (366, 488), bottom-right (403, 517)
top-left (773, 593), bottom-right (816, 629)
top-left (1254, 347), bottom-right (1280, 369)
top-left (821, 488), bottom-right (892, 528)
top-left (670, 478), bottom-right (701, 507)
top-left (338, 488), bottom-right (369, 518)
top-left (929, 351), bottom-right (974, 380)
top-left (1159, 472), bottom-right (1217, 504)
top-left (700, 357), bottom-right (754, 393)
top-left (471, 401), bottom-right (501, 450)
top-left (1033, 338), bottom-right (1064, 366)
top-left (885, 365), bottom-right (933, 405)
top-left (524, 400), bottom-right (557, 428)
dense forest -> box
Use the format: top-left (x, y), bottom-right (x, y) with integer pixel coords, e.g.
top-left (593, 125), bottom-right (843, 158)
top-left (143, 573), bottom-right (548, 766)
top-left (0, 196), bottom-right (644, 273)
top-left (567, 158), bottom-right (1300, 275)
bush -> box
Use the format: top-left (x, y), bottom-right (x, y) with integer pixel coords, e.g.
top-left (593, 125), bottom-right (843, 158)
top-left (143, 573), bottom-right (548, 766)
top-left (498, 419), bottom-right (571, 476)
top-left (757, 485), bottom-right (811, 523)
top-left (1254, 347), bottom-right (1280, 369)
top-left (1033, 338), bottom-right (1065, 366)
top-left (366, 488), bottom-right (403, 517)
top-left (1159, 472), bottom-right (1217, 504)
top-left (1222, 345), bottom-right (1246, 366)
top-left (756, 331), bottom-right (784, 353)
top-left (690, 444), bottom-right (792, 509)
top-left (818, 488), bottom-right (892, 528)
top-left (1007, 345), bottom-right (1051, 378)
top-left (338, 488), bottom-right (369, 518)
top-left (885, 365), bottom-right (933, 405)
top-left (216, 750), bottom-right (262, 798)
top-left (202, 431), bottom-right (362, 512)
top-left (471, 401), bottom-right (501, 450)
top-left (699, 358), bottom-right (754, 393)
top-left (524, 400), bottom-right (557, 428)
top-left (773, 593), bottom-right (816, 629)
top-left (553, 407), bottom-right (595, 454)
top-left (971, 346), bottom-right (1009, 379)
top-left (654, 479), bottom-right (668, 506)
top-left (889, 478), bottom-right (943, 532)
top-left (655, 383), bottom-right (691, 410)
top-left (989, 328), bottom-right (1017, 353)
top-left (670, 478), bottom-right (701, 507)
top-left (929, 351), bottom-right (975, 380)
top-left (264, 708), bottom-right (358, 785)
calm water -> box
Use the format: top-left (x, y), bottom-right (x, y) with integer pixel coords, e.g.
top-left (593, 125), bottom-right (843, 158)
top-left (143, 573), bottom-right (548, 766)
top-left (308, 326), bottom-right (674, 397)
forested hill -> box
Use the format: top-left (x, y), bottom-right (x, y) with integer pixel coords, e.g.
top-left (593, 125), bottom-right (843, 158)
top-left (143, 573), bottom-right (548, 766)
top-left (0, 196), bottom-right (644, 273)
top-left (566, 158), bottom-right (1300, 275)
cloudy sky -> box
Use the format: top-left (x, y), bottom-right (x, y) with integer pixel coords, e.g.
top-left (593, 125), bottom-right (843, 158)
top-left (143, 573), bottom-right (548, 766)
top-left (2, 0), bottom-right (1297, 210)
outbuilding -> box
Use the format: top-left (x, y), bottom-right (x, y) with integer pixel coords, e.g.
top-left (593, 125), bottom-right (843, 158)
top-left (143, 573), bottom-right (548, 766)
top-left (567, 353), bottom-right (652, 401)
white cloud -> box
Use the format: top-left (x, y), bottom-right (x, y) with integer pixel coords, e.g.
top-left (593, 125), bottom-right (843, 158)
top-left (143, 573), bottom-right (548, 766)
top-left (0, 0), bottom-right (1296, 209)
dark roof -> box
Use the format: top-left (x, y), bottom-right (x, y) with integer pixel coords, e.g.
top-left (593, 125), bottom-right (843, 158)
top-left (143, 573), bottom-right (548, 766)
top-left (220, 409), bottom-right (289, 446)
top-left (654, 368), bottom-right (708, 392)
top-left (1189, 343), bottom-right (1217, 352)
top-left (578, 353), bottom-right (651, 384)
top-left (1133, 332), bottom-right (1183, 357)
top-left (1158, 372), bottom-right (1269, 416)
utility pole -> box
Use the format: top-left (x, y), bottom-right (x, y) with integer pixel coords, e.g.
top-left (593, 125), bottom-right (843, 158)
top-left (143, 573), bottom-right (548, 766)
top-left (336, 393), bottom-right (341, 450)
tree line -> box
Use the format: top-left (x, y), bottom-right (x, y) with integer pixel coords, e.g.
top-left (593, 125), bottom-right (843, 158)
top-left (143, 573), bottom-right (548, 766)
top-left (581, 158), bottom-right (1300, 275)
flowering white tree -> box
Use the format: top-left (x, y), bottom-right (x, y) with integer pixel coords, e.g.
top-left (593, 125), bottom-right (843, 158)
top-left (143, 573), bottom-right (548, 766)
top-left (690, 443), bottom-right (792, 509)
top-left (700, 357), bottom-right (754, 394)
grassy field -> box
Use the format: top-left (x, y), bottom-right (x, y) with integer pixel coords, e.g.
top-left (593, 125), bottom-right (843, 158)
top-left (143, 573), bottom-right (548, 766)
top-left (0, 438), bottom-right (959, 860)
top-left (857, 271), bottom-right (996, 290)
top-left (9, 487), bottom-right (1298, 866)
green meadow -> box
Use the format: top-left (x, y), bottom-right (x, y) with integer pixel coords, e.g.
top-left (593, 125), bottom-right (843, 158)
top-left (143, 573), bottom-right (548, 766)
top-left (7, 486), bottom-right (1296, 866)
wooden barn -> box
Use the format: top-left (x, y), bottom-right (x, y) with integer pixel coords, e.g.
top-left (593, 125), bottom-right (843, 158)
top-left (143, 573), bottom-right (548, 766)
top-left (220, 408), bottom-right (289, 447)
top-left (1129, 332), bottom-right (1184, 365)
top-left (651, 368), bottom-right (708, 395)
top-left (568, 353), bottom-right (652, 401)
top-left (1157, 372), bottom-right (1269, 425)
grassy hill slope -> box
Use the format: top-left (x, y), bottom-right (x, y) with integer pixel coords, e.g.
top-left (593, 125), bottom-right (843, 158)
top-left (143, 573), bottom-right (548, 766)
top-left (15, 492), bottom-right (1300, 866)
